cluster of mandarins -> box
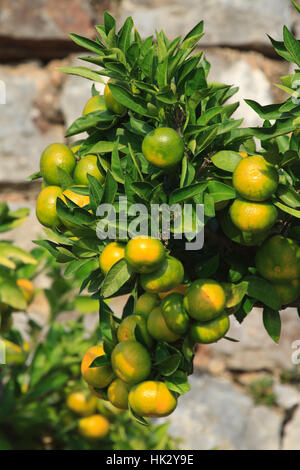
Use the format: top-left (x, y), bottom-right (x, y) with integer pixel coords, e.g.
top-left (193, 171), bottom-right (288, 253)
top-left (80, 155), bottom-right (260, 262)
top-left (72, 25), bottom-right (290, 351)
top-left (81, 235), bottom-right (231, 418)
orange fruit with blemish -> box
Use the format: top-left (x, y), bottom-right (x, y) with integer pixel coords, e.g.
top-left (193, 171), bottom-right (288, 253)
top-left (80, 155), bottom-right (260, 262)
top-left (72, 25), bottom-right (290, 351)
top-left (111, 340), bottom-right (151, 385)
top-left (183, 279), bottom-right (226, 322)
top-left (107, 378), bottom-right (131, 410)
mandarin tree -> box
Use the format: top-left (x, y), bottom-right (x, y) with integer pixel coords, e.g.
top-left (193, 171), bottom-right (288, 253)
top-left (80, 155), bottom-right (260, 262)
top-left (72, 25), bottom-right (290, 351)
top-left (30, 5), bottom-right (300, 423)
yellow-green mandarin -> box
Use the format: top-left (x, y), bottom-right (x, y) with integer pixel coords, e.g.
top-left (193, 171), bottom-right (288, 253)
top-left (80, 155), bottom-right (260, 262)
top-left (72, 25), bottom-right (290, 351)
top-left (125, 236), bottom-right (165, 273)
top-left (129, 381), bottom-right (177, 418)
top-left (107, 378), bottom-right (131, 410)
top-left (232, 155), bottom-right (278, 202)
top-left (40, 143), bottom-right (76, 185)
top-left (99, 242), bottom-right (126, 275)
top-left (184, 279), bottom-right (226, 322)
top-left (147, 306), bottom-right (180, 343)
top-left (142, 127), bottom-right (184, 169)
top-left (81, 345), bottom-right (115, 389)
top-left (272, 279), bottom-right (300, 305)
top-left (190, 313), bottom-right (230, 344)
top-left (160, 293), bottom-right (189, 335)
top-left (230, 198), bottom-right (277, 234)
top-left (104, 82), bottom-right (126, 115)
top-left (82, 95), bottom-right (107, 116)
top-left (134, 292), bottom-right (160, 317)
top-left (36, 185), bottom-right (63, 228)
top-left (74, 155), bottom-right (105, 185)
top-left (140, 256), bottom-right (184, 293)
top-left (111, 340), bottom-right (151, 385)
top-left (117, 314), bottom-right (154, 349)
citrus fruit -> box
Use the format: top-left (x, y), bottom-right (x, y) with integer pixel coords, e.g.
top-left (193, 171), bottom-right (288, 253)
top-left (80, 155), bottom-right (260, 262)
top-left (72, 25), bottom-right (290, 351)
top-left (190, 313), bottom-right (230, 344)
top-left (78, 414), bottom-right (109, 440)
top-left (140, 256), bottom-right (184, 293)
top-left (142, 127), bottom-right (184, 169)
top-left (40, 143), bottom-right (76, 185)
top-left (82, 95), bottom-right (107, 116)
top-left (99, 242), bottom-right (126, 275)
top-left (17, 279), bottom-right (34, 304)
top-left (111, 340), bottom-right (151, 385)
top-left (160, 292), bottom-right (189, 335)
top-left (125, 236), bottom-right (165, 273)
top-left (147, 306), bottom-right (180, 343)
top-left (81, 345), bottom-right (115, 389)
top-left (229, 198), bottom-right (277, 233)
top-left (74, 155), bottom-right (105, 186)
top-left (36, 185), bottom-right (63, 228)
top-left (134, 292), bottom-right (160, 317)
top-left (107, 378), bottom-right (131, 410)
top-left (129, 381), bottom-right (177, 418)
top-left (232, 155), bottom-right (278, 202)
top-left (158, 284), bottom-right (188, 299)
top-left (183, 279), bottom-right (226, 322)
top-left (218, 210), bottom-right (269, 246)
top-left (255, 235), bottom-right (300, 282)
top-left (272, 279), bottom-right (300, 305)
top-left (117, 314), bottom-right (154, 349)
top-left (66, 392), bottom-right (97, 417)
top-left (104, 81), bottom-right (126, 115)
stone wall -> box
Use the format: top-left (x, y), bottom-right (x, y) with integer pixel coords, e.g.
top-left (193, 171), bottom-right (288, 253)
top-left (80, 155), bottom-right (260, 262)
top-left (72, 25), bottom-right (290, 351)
top-left (0, 0), bottom-right (299, 450)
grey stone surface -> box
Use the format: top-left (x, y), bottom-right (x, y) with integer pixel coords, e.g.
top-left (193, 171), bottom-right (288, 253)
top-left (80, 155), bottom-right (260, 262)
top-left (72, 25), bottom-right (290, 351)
top-left (274, 384), bottom-right (300, 410)
top-left (211, 308), bottom-right (300, 371)
top-left (282, 405), bottom-right (300, 450)
top-left (118, 0), bottom-right (291, 47)
top-left (0, 63), bottom-right (64, 182)
top-left (164, 373), bottom-right (281, 450)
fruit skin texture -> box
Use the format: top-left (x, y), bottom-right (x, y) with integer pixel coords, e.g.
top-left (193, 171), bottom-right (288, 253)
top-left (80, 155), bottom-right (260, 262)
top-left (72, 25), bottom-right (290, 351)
top-left (183, 279), bottom-right (226, 322)
top-left (111, 340), bottom-right (151, 385)
top-left (36, 186), bottom-right (63, 228)
top-left (74, 155), bottom-right (105, 186)
top-left (99, 242), bottom-right (126, 275)
top-left (190, 313), bottom-right (230, 344)
top-left (129, 381), bottom-right (177, 418)
top-left (66, 392), bottom-right (97, 417)
top-left (81, 345), bottom-right (115, 389)
top-left (272, 279), bottom-right (300, 306)
top-left (107, 378), bottom-right (131, 410)
top-left (229, 197), bottom-right (277, 234)
top-left (17, 279), bottom-right (34, 304)
top-left (40, 143), bottom-right (76, 185)
top-left (160, 293), bottom-right (189, 335)
top-left (78, 414), bottom-right (109, 440)
top-left (104, 82), bottom-right (126, 115)
top-left (232, 155), bottom-right (278, 202)
top-left (142, 127), bottom-right (185, 169)
top-left (140, 256), bottom-right (184, 293)
top-left (125, 236), bottom-right (165, 273)
top-left (134, 292), bottom-right (160, 317)
top-left (117, 314), bottom-right (154, 349)
top-left (255, 235), bottom-right (300, 282)
top-left (147, 306), bottom-right (180, 343)
top-left (82, 95), bottom-right (106, 116)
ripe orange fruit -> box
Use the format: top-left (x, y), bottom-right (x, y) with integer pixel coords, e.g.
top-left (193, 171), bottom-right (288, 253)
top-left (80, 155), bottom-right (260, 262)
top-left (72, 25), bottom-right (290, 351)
top-left (36, 185), bottom-right (63, 228)
top-left (229, 198), bottom-right (277, 233)
top-left (81, 345), bottom-right (115, 389)
top-left (74, 155), bottom-right (105, 186)
top-left (104, 81), bottom-right (126, 116)
top-left (40, 143), bottom-right (76, 185)
top-left (111, 340), bottom-right (151, 385)
top-left (107, 378), bottom-right (131, 410)
top-left (142, 127), bottom-right (184, 169)
top-left (232, 155), bottom-right (278, 202)
top-left (147, 306), bottom-right (180, 343)
top-left (134, 292), bottom-right (160, 317)
top-left (190, 313), bottom-right (230, 344)
top-left (129, 381), bottom-right (177, 418)
top-left (117, 314), bottom-right (154, 349)
top-left (66, 392), bottom-right (97, 417)
top-left (82, 95), bottom-right (107, 116)
top-left (183, 279), bottom-right (226, 322)
top-left (272, 279), bottom-right (300, 306)
top-left (140, 256), bottom-right (184, 293)
top-left (255, 235), bottom-right (300, 282)
top-left (78, 414), bottom-right (109, 440)
top-left (17, 279), bottom-right (34, 304)
top-left (99, 242), bottom-right (126, 275)
top-left (160, 293), bottom-right (189, 335)
top-left (125, 236), bottom-right (165, 273)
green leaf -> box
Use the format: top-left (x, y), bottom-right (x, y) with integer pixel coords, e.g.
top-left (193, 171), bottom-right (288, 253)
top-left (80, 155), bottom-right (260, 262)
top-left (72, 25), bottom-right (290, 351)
top-left (244, 276), bottom-right (281, 311)
top-left (87, 173), bottom-right (104, 214)
top-left (101, 258), bottom-right (132, 298)
top-left (263, 308), bottom-right (281, 343)
top-left (169, 183), bottom-right (207, 205)
top-left (180, 157), bottom-right (195, 188)
top-left (207, 180), bottom-right (236, 202)
top-left (103, 170), bottom-right (118, 204)
top-left (292, 0), bottom-right (300, 14)
top-left (276, 184), bottom-right (300, 208)
top-left (110, 139), bottom-right (125, 184)
top-left (0, 243), bottom-right (37, 269)
top-left (66, 111), bottom-right (116, 137)
top-left (211, 150), bottom-right (242, 172)
top-left (69, 33), bottom-right (104, 54)
top-left (164, 371), bottom-right (191, 395)
top-left (273, 200), bottom-right (300, 218)
top-left (155, 354), bottom-right (182, 376)
top-left (195, 254), bottom-right (219, 278)
top-left (108, 83), bottom-right (151, 117)
top-left (283, 25), bottom-right (300, 67)
top-left (58, 66), bottom-right (104, 84)
top-left (26, 171), bottom-right (42, 181)
top-left (57, 167), bottom-right (73, 189)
